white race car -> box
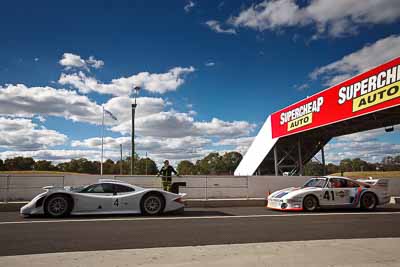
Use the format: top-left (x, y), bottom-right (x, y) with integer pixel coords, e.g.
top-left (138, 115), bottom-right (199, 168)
top-left (266, 176), bottom-right (390, 211)
top-left (21, 179), bottom-right (185, 217)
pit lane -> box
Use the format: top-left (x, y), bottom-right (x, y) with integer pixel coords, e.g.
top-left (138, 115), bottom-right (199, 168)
top-left (1, 206), bottom-right (400, 256)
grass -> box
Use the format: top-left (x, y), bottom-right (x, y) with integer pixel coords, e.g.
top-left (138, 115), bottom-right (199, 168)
top-left (329, 171), bottom-right (400, 178)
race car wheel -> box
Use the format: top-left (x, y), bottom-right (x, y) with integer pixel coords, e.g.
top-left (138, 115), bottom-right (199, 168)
top-left (303, 195), bottom-right (318, 212)
top-left (44, 194), bottom-right (72, 218)
top-left (141, 193), bottom-right (165, 216)
top-left (360, 192), bottom-right (377, 210)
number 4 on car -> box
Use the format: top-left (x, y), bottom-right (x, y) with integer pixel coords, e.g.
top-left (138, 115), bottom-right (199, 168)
top-left (266, 176), bottom-right (390, 211)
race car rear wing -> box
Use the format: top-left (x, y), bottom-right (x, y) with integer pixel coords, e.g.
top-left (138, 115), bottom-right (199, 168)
top-left (356, 178), bottom-right (389, 189)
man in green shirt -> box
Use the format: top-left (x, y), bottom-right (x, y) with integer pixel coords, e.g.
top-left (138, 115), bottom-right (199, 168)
top-left (157, 160), bottom-right (179, 192)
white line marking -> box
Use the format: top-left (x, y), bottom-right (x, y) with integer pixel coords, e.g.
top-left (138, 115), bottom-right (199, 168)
top-left (0, 212), bottom-right (399, 225)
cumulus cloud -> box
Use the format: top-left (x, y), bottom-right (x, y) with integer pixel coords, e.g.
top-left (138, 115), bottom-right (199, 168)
top-left (194, 118), bottom-right (256, 138)
top-left (0, 84), bottom-right (102, 124)
top-left (111, 111), bottom-right (256, 139)
top-left (59, 66), bottom-right (195, 95)
top-left (229, 0), bottom-right (400, 38)
top-left (71, 135), bottom-right (212, 164)
top-left (0, 149), bottom-right (116, 163)
top-left (59, 53), bottom-right (104, 71)
top-left (310, 35), bottom-right (400, 86)
top-left (0, 117), bottom-right (67, 150)
top-left (206, 20), bottom-right (237, 35)
top-left (184, 1), bottom-right (195, 13)
top-left (325, 127), bottom-right (400, 163)
top-left (215, 136), bottom-right (255, 154)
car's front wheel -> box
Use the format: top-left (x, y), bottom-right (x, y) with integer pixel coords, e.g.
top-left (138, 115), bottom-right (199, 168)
top-left (140, 193), bottom-right (165, 215)
top-left (303, 195), bottom-right (318, 212)
top-left (360, 192), bottom-right (377, 210)
top-left (44, 194), bottom-right (72, 218)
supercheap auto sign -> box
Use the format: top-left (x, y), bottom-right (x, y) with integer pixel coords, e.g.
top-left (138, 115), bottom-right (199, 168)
top-left (271, 57), bottom-right (400, 139)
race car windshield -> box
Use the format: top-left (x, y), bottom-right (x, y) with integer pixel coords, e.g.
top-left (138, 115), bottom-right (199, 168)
top-left (70, 186), bottom-right (86, 192)
top-left (303, 178), bottom-right (327, 188)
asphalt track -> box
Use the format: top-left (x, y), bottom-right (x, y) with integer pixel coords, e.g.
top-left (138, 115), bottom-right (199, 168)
top-left (1, 206), bottom-right (400, 257)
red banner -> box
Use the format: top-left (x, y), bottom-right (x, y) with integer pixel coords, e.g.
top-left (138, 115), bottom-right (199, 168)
top-left (271, 57), bottom-right (400, 138)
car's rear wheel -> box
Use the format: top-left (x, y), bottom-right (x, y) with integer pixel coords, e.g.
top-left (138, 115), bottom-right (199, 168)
top-left (44, 194), bottom-right (72, 218)
top-left (303, 195), bottom-right (318, 212)
top-left (360, 192), bottom-right (377, 210)
top-left (141, 193), bottom-right (165, 215)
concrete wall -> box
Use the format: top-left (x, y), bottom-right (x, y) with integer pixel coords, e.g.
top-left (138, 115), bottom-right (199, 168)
top-left (0, 174), bottom-right (399, 201)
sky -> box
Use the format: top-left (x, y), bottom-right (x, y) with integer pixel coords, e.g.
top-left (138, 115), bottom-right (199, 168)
top-left (0, 0), bottom-right (399, 166)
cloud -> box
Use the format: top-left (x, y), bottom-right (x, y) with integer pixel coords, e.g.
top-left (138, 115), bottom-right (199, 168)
top-left (0, 84), bottom-right (102, 124)
top-left (206, 20), bottom-right (237, 35)
top-left (205, 62), bottom-right (215, 67)
top-left (0, 149), bottom-right (114, 163)
top-left (325, 127), bottom-right (400, 163)
top-left (334, 128), bottom-right (387, 143)
top-left (310, 35), bottom-right (400, 86)
top-left (59, 66), bottom-right (195, 95)
top-left (294, 83), bottom-right (309, 91)
top-left (229, 0), bottom-right (400, 38)
top-left (59, 53), bottom-right (104, 71)
top-left (184, 1), bottom-right (195, 13)
top-left (215, 136), bottom-right (255, 154)
top-left (0, 117), bottom-right (67, 150)
top-left (71, 135), bottom-right (212, 165)
top-left (194, 118), bottom-right (256, 138)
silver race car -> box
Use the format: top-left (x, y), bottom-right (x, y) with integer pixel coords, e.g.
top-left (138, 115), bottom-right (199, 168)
top-left (267, 176), bottom-right (390, 211)
top-left (21, 179), bottom-right (185, 217)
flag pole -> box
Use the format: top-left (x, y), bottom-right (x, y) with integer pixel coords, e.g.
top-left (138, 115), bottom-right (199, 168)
top-left (101, 105), bottom-right (104, 176)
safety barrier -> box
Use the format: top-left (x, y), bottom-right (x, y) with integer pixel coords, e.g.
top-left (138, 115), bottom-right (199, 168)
top-left (1, 174), bottom-right (399, 202)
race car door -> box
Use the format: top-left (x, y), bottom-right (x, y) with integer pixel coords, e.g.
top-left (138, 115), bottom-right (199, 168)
top-left (75, 183), bottom-right (115, 212)
top-left (320, 178), bottom-right (353, 207)
top-left (110, 184), bottom-right (140, 213)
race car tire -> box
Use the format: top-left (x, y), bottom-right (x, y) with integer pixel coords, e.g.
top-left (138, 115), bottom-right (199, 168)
top-left (44, 194), bottom-right (73, 218)
top-left (303, 195), bottom-right (318, 212)
top-left (360, 192), bottom-right (377, 210)
top-left (140, 192), bottom-right (165, 216)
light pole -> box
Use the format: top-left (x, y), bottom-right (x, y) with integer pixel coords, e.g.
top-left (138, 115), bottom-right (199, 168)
top-left (131, 86), bottom-right (141, 175)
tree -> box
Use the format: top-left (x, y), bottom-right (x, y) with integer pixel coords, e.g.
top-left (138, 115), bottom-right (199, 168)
top-left (304, 161), bottom-right (324, 176)
top-left (326, 163), bottom-right (339, 174)
top-left (34, 160), bottom-right (58, 171)
top-left (0, 159), bottom-right (4, 171)
top-left (196, 153), bottom-right (220, 175)
top-left (177, 160), bottom-right (197, 175)
top-left (221, 152), bottom-right (242, 175)
top-left (339, 158), bottom-right (353, 172)
top-left (5, 157), bottom-right (35, 171)
top-left (103, 159), bottom-right (116, 174)
top-left (136, 158), bottom-right (158, 175)
top-left (59, 158), bottom-right (99, 174)
top-left (350, 158), bottom-right (369, 172)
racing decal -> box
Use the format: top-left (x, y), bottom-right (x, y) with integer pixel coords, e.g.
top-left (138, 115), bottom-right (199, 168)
top-left (336, 190), bottom-right (346, 198)
top-left (275, 192), bottom-right (289, 198)
top-left (271, 57), bottom-right (400, 138)
top-left (323, 191), bottom-right (335, 201)
top-left (351, 187), bottom-right (367, 207)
